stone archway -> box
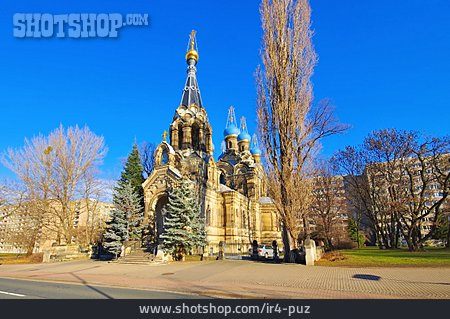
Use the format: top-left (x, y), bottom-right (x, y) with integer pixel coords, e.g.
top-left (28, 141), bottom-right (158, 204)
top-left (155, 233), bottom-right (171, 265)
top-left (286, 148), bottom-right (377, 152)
top-left (155, 195), bottom-right (168, 243)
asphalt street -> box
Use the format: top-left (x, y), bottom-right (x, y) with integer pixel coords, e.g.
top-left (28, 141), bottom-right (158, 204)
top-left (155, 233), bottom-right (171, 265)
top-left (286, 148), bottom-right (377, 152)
top-left (0, 277), bottom-right (201, 299)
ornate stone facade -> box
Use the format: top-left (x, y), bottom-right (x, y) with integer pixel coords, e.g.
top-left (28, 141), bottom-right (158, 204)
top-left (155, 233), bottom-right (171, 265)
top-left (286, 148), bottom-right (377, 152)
top-left (143, 31), bottom-right (281, 255)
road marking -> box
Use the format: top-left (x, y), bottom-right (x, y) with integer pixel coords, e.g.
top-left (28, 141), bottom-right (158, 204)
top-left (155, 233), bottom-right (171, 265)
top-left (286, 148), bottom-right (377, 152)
top-left (0, 290), bottom-right (26, 297)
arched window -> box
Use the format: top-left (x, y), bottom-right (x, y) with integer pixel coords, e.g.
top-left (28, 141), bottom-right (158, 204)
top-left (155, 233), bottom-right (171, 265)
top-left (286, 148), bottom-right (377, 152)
top-left (161, 148), bottom-right (169, 165)
top-left (155, 195), bottom-right (168, 242)
top-left (192, 123), bottom-right (200, 150)
top-left (228, 141), bottom-right (232, 148)
top-left (206, 206), bottom-right (211, 226)
top-left (220, 173), bottom-right (226, 185)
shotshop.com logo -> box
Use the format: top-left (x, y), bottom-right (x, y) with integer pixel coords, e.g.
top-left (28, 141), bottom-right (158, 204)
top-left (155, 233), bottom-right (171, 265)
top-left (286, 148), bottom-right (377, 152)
top-left (13, 13), bottom-right (149, 38)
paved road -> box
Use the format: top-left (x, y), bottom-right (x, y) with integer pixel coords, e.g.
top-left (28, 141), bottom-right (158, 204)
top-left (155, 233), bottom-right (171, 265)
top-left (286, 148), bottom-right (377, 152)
top-left (0, 277), bottom-right (201, 299)
top-left (0, 260), bottom-right (449, 298)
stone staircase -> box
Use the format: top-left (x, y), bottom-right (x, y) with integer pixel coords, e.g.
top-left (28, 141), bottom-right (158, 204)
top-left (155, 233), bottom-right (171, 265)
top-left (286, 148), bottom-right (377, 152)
top-left (118, 248), bottom-right (155, 265)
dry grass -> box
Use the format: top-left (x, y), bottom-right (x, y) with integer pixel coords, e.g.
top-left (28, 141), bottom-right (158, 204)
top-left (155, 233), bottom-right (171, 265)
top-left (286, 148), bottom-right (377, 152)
top-left (183, 255), bottom-right (217, 262)
top-left (0, 253), bottom-right (43, 265)
top-left (321, 251), bottom-right (347, 262)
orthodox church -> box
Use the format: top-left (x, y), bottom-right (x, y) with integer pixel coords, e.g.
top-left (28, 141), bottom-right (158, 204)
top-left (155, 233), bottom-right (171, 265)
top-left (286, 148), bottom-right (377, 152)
top-left (142, 31), bottom-right (282, 255)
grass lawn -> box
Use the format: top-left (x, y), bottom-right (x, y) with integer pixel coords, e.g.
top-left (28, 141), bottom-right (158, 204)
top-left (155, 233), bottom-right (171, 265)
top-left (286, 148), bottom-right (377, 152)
top-left (316, 246), bottom-right (450, 267)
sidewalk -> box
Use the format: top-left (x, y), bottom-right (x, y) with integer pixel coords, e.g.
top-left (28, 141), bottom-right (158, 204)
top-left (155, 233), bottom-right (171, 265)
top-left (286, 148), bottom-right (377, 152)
top-left (0, 259), bottom-right (449, 299)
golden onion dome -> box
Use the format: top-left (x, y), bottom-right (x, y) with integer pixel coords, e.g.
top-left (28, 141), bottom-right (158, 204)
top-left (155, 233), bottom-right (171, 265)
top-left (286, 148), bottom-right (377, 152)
top-left (186, 48), bottom-right (198, 62)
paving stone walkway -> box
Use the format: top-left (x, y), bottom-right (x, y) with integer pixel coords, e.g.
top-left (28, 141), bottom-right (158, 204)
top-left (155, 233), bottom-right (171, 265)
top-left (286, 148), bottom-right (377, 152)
top-left (0, 260), bottom-right (449, 299)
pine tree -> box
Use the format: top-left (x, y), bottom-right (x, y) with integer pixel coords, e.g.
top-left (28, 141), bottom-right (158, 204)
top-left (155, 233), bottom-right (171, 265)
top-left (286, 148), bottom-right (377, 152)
top-left (103, 208), bottom-right (127, 258)
top-left (118, 182), bottom-right (144, 240)
top-left (160, 179), bottom-right (206, 260)
top-left (103, 182), bottom-right (143, 257)
top-left (115, 143), bottom-right (145, 239)
top-left (118, 143), bottom-right (145, 196)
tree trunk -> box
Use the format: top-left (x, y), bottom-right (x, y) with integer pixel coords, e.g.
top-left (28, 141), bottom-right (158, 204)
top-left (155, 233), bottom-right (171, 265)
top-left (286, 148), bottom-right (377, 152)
top-left (404, 233), bottom-right (414, 252)
top-left (395, 222), bottom-right (401, 248)
top-left (282, 225), bottom-right (299, 263)
top-left (356, 227), bottom-right (360, 248)
top-left (406, 228), bottom-right (423, 251)
top-left (26, 246), bottom-right (33, 256)
top-left (326, 237), bottom-right (333, 250)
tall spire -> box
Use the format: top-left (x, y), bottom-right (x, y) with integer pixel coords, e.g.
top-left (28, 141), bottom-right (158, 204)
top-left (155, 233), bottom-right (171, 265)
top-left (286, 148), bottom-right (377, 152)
top-left (180, 30), bottom-right (203, 108)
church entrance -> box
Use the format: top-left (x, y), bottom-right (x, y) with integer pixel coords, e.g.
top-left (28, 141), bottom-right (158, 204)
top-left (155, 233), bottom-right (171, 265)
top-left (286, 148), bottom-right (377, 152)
top-left (155, 195), bottom-right (168, 243)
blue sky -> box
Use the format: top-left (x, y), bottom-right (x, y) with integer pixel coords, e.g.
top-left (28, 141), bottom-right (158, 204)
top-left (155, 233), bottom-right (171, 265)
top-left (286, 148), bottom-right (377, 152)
top-left (0, 0), bottom-right (449, 180)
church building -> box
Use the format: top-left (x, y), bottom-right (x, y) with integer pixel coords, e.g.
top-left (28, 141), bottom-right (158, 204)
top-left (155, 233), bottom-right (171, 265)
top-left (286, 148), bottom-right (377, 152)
top-left (142, 31), bottom-right (282, 256)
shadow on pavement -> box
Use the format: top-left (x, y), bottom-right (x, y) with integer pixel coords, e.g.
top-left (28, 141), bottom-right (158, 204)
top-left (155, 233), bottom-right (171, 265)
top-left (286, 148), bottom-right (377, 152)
top-left (70, 272), bottom-right (113, 299)
top-left (352, 274), bottom-right (381, 281)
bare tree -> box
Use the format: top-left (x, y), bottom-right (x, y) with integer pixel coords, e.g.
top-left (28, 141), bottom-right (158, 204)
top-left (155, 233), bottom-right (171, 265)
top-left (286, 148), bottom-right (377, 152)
top-left (1, 125), bottom-right (107, 245)
top-left (139, 141), bottom-right (156, 179)
top-left (0, 180), bottom-right (28, 222)
top-left (334, 129), bottom-right (449, 251)
top-left (256, 0), bottom-right (348, 262)
top-left (310, 161), bottom-right (347, 249)
top-left (331, 147), bottom-right (370, 248)
top-left (2, 201), bottom-right (42, 255)
top-left (0, 180), bottom-right (44, 255)
top-left (395, 136), bottom-right (449, 251)
top-left (333, 132), bottom-right (413, 249)
top-left (364, 129), bottom-right (417, 248)
top-left (76, 172), bottom-right (112, 246)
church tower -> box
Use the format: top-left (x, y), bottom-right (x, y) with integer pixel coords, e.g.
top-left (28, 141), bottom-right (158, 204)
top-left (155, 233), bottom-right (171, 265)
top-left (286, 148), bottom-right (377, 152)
top-left (168, 30), bottom-right (213, 155)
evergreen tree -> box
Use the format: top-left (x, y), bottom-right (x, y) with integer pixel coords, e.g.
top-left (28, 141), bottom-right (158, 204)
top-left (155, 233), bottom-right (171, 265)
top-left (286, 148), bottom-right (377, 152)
top-left (118, 143), bottom-right (145, 196)
top-left (118, 182), bottom-right (144, 240)
top-left (348, 217), bottom-right (365, 248)
top-left (160, 179), bottom-right (206, 260)
top-left (103, 209), bottom-right (127, 258)
top-left (103, 182), bottom-right (143, 257)
top-left (115, 143), bottom-right (145, 239)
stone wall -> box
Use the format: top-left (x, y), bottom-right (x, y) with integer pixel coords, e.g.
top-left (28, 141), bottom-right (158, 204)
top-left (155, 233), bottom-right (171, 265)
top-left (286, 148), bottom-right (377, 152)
top-left (42, 244), bottom-right (90, 263)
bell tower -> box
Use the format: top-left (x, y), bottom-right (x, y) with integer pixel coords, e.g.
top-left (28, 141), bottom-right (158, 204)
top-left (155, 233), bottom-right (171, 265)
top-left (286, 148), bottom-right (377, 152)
top-left (168, 30), bottom-right (213, 155)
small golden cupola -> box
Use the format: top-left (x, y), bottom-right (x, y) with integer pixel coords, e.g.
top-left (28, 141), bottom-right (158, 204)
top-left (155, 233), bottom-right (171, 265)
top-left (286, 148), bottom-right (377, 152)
top-left (185, 30), bottom-right (199, 62)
